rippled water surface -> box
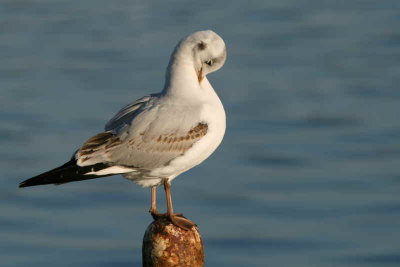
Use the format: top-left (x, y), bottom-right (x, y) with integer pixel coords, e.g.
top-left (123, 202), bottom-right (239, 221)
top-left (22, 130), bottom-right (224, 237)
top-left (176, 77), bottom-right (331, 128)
top-left (1, 0), bottom-right (400, 266)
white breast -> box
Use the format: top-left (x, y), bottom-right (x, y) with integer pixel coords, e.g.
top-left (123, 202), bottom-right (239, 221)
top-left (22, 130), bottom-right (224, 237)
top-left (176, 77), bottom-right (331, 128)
top-left (149, 77), bottom-right (226, 181)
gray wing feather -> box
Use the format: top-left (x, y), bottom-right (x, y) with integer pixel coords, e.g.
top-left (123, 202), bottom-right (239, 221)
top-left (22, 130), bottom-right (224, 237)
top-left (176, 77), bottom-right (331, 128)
top-left (77, 96), bottom-right (207, 170)
top-left (105, 95), bottom-right (153, 132)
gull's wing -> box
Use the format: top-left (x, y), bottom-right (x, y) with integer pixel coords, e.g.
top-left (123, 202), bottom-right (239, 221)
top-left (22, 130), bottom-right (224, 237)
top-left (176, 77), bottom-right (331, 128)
top-left (77, 98), bottom-right (208, 171)
top-left (105, 95), bottom-right (154, 132)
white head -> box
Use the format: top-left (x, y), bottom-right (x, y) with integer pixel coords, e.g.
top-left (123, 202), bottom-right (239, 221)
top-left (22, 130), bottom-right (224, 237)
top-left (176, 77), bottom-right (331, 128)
top-left (165, 30), bottom-right (227, 87)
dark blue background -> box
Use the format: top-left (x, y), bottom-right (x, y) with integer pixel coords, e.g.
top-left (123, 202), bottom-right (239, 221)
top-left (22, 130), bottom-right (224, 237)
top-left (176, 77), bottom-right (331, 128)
top-left (1, 0), bottom-right (400, 266)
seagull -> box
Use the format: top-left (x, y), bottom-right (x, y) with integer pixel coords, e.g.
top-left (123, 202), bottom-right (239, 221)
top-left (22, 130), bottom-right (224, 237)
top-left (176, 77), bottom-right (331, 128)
top-left (19, 30), bottom-right (227, 230)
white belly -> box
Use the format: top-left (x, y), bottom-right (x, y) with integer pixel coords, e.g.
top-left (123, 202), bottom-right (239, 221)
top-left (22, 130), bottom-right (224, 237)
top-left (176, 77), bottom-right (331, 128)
top-left (125, 98), bottom-right (226, 187)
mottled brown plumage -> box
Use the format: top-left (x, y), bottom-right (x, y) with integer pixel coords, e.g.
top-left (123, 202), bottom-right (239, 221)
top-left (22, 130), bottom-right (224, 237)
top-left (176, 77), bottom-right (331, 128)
top-left (78, 122), bottom-right (208, 164)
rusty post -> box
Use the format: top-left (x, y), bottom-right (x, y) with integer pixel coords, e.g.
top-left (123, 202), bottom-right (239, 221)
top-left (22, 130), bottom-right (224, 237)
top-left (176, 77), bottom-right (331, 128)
top-left (142, 216), bottom-right (204, 267)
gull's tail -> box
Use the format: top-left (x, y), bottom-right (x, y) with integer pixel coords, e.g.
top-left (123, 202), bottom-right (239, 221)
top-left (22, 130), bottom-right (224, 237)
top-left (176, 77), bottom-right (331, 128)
top-left (19, 159), bottom-right (112, 187)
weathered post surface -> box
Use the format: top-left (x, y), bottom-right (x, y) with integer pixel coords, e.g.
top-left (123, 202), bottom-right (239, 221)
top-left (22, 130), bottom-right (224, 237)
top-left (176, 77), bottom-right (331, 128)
top-left (142, 216), bottom-right (204, 267)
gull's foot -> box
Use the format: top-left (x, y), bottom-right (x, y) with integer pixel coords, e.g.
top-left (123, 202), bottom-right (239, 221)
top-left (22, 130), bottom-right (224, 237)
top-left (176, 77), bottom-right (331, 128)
top-left (149, 208), bottom-right (163, 220)
top-left (149, 211), bottom-right (195, 230)
top-left (167, 213), bottom-right (196, 231)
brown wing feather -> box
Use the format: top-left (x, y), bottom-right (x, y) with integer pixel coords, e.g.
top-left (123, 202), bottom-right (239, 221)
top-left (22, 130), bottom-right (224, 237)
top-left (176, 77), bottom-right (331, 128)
top-left (78, 132), bottom-right (122, 163)
top-left (129, 122), bottom-right (208, 153)
top-left (77, 123), bottom-right (208, 167)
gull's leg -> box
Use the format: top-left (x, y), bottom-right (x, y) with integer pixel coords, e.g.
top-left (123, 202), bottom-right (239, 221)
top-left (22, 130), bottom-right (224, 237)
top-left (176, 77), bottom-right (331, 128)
top-left (149, 186), bottom-right (162, 218)
top-left (164, 179), bottom-right (174, 216)
top-left (163, 178), bottom-right (195, 230)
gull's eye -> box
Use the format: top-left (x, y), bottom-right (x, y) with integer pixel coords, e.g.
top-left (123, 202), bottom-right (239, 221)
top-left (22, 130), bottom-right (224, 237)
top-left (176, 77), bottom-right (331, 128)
top-left (205, 59), bottom-right (213, 66)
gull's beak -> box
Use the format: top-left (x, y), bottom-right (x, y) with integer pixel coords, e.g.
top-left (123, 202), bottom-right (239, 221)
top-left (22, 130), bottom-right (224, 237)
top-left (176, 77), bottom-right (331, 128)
top-left (197, 68), bottom-right (204, 84)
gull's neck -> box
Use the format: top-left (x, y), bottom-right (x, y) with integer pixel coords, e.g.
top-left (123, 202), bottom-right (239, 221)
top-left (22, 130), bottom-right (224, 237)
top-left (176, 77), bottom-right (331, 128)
top-left (162, 44), bottom-right (201, 98)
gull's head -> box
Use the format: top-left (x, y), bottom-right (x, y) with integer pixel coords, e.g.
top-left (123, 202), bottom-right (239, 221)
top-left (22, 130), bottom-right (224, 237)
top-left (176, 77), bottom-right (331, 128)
top-left (171, 30), bottom-right (227, 84)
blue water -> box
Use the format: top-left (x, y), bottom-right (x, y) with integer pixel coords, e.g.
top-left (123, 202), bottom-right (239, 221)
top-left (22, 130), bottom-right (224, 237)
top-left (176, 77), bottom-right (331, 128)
top-left (1, 0), bottom-right (400, 266)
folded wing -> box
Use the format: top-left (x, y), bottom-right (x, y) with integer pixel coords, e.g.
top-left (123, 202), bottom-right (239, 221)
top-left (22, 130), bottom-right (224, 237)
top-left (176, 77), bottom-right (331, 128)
top-left (19, 94), bottom-right (208, 187)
